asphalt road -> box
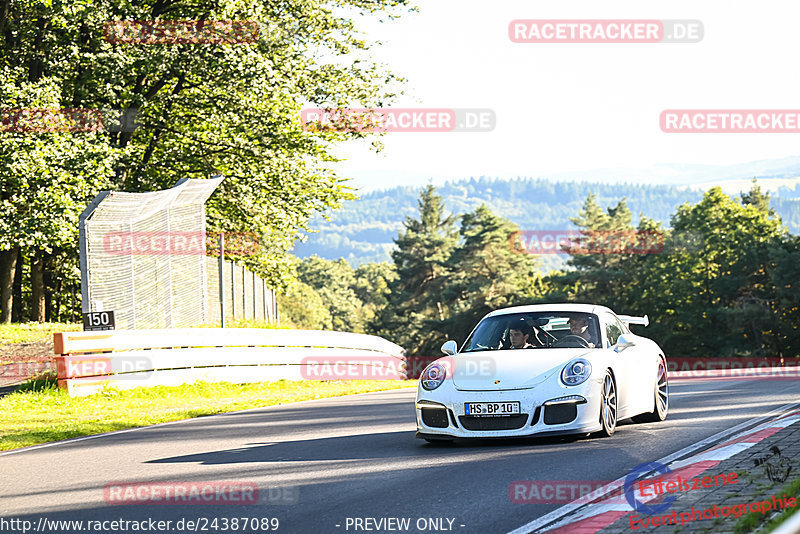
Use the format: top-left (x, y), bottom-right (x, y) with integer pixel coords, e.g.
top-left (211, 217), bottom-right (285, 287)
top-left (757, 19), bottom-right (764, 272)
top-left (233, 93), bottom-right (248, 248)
top-left (1, 376), bottom-right (799, 534)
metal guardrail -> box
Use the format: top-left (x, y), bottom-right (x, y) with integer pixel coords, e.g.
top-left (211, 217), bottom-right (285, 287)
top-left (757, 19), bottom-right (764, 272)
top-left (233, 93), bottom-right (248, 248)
top-left (772, 509), bottom-right (800, 534)
top-left (54, 329), bottom-right (407, 396)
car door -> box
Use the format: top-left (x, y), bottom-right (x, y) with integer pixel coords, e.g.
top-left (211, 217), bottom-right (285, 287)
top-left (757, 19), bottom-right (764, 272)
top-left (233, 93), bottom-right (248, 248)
top-left (603, 313), bottom-right (648, 418)
top-left (609, 313), bottom-right (653, 416)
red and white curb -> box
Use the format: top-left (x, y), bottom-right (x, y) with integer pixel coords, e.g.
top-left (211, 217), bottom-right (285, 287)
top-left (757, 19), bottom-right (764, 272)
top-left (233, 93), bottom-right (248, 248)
top-left (507, 403), bottom-right (800, 534)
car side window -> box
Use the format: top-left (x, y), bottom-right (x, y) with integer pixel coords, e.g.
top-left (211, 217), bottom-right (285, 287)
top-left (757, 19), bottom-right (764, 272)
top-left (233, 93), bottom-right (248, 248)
top-left (615, 317), bottom-right (629, 335)
top-left (605, 315), bottom-right (622, 347)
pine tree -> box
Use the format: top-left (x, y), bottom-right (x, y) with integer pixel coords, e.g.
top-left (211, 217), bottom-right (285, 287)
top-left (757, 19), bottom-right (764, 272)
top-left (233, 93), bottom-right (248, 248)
top-left (379, 186), bottom-right (458, 354)
top-left (439, 205), bottom-right (541, 341)
top-left (555, 194), bottom-right (637, 307)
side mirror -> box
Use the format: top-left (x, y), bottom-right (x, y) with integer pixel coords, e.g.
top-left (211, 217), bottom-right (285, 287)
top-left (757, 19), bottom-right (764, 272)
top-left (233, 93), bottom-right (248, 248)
top-left (614, 334), bottom-right (635, 352)
top-left (441, 340), bottom-right (457, 356)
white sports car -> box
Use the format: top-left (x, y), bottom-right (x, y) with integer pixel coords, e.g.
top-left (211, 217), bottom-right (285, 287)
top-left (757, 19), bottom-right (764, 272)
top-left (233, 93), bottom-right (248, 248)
top-left (415, 304), bottom-right (668, 442)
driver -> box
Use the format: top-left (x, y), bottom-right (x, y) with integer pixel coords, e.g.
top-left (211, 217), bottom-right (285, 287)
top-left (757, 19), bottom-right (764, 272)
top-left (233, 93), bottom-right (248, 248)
top-left (567, 316), bottom-right (596, 348)
top-left (509, 321), bottom-right (535, 349)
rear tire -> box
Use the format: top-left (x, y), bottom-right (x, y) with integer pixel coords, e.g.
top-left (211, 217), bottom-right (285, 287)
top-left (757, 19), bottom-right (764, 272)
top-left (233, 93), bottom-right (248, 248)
top-left (632, 358), bottom-right (669, 423)
top-left (597, 371), bottom-right (617, 437)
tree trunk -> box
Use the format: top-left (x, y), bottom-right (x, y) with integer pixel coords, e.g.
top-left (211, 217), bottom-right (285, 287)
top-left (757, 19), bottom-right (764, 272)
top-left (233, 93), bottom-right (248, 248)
top-left (44, 259), bottom-right (53, 322)
top-left (12, 251), bottom-right (22, 321)
top-left (0, 247), bottom-right (18, 323)
top-left (53, 278), bottom-right (63, 323)
top-left (30, 249), bottom-right (46, 322)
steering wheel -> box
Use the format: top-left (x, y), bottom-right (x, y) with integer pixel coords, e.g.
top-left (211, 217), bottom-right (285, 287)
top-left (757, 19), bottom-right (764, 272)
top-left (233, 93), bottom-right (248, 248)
top-left (554, 335), bottom-right (591, 348)
top-left (536, 327), bottom-right (559, 346)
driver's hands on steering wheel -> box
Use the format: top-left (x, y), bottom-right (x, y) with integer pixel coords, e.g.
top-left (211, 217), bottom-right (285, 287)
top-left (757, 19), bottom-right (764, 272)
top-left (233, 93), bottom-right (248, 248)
top-left (554, 334), bottom-right (594, 348)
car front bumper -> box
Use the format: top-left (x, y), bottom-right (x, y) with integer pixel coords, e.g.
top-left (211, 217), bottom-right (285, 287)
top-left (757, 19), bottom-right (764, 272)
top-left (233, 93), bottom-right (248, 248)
top-left (415, 377), bottom-right (604, 439)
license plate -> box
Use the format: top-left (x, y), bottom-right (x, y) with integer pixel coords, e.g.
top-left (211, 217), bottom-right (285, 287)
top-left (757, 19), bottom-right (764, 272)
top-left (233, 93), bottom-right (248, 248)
top-left (464, 401), bottom-right (520, 417)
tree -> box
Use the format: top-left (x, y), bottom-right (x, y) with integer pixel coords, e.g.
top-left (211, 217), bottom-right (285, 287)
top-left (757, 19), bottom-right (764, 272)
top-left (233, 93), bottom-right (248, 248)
top-left (768, 235), bottom-right (800, 357)
top-left (440, 205), bottom-right (540, 342)
top-left (354, 262), bottom-right (397, 335)
top-left (379, 186), bottom-right (458, 353)
top-left (278, 281), bottom-right (333, 330)
top-left (549, 194), bottom-right (638, 309)
top-left (0, 69), bottom-right (116, 322)
top-left (0, 0), bottom-right (414, 321)
top-left (296, 256), bottom-right (364, 332)
top-left (741, 178), bottom-right (776, 217)
top-left (665, 187), bottom-right (783, 355)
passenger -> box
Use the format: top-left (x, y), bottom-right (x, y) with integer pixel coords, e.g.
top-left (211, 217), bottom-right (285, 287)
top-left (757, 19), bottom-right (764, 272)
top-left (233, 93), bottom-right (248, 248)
top-left (509, 322), bottom-right (535, 349)
top-left (567, 316), bottom-right (596, 348)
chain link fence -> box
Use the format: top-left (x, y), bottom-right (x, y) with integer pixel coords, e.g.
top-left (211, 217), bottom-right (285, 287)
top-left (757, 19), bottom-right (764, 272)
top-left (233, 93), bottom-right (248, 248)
top-left (79, 177), bottom-right (276, 329)
top-left (206, 257), bottom-right (277, 325)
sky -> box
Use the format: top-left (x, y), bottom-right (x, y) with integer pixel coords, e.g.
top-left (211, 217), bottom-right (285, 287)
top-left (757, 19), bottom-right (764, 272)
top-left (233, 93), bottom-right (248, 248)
top-left (328, 0), bottom-right (800, 192)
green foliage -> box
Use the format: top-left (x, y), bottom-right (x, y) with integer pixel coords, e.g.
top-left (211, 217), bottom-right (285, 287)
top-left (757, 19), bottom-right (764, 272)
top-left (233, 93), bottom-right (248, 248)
top-left (0, 69), bottom-right (117, 252)
top-left (306, 181), bottom-right (800, 360)
top-left (295, 177), bottom-right (800, 265)
top-left (278, 280), bottom-right (333, 330)
top-left (0, 0), bottom-right (415, 321)
top-left (767, 235), bottom-right (800, 355)
top-left (296, 256), bottom-right (364, 332)
top-left (379, 186), bottom-right (458, 353)
top-left (0, 321), bottom-right (81, 345)
top-left (439, 205), bottom-right (541, 343)
top-left (353, 261), bottom-right (397, 334)
top-left (543, 183), bottom-right (799, 358)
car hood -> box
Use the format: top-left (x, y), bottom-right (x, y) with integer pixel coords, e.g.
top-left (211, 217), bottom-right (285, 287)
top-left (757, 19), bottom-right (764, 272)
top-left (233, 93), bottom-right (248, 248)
top-left (451, 349), bottom-right (594, 391)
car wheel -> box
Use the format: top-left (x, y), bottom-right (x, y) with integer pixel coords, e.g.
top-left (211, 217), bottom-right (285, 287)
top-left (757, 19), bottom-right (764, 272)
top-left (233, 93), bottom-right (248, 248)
top-left (598, 371), bottom-right (617, 437)
top-left (633, 358), bottom-right (669, 423)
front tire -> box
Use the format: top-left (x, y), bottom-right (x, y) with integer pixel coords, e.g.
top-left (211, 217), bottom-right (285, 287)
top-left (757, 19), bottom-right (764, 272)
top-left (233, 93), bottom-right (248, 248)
top-left (633, 358), bottom-right (669, 423)
top-left (598, 371), bottom-right (617, 437)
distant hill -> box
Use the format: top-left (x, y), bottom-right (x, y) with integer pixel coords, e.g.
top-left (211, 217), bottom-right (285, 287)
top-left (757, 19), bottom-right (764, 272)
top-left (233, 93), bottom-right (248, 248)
top-left (293, 177), bottom-right (800, 267)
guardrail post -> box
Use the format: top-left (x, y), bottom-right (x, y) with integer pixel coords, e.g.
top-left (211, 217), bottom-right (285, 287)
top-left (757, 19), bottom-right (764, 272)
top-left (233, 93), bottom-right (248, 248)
top-left (242, 264), bottom-right (247, 319)
top-left (218, 232), bottom-right (225, 328)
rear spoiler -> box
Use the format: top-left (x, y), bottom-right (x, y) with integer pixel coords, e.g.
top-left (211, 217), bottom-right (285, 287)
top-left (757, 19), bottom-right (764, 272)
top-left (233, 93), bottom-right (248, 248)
top-left (618, 314), bottom-right (649, 327)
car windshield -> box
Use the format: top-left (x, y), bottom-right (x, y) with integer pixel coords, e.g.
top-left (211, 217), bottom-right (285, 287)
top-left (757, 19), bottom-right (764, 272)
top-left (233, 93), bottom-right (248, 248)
top-left (462, 312), bottom-right (601, 351)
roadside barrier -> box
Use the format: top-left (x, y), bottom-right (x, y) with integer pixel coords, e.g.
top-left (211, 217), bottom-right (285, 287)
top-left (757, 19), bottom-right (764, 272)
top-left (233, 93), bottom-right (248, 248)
top-left (53, 329), bottom-right (406, 396)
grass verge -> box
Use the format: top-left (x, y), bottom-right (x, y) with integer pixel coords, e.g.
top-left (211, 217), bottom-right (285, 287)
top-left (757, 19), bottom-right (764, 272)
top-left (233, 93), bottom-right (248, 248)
top-left (733, 477), bottom-right (800, 534)
top-left (0, 319), bottom-right (286, 347)
top-left (0, 322), bottom-right (81, 345)
top-left (0, 376), bottom-right (416, 451)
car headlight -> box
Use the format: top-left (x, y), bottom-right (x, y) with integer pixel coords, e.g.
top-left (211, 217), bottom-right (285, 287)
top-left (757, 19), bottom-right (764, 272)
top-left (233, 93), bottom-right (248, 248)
top-left (421, 363), bottom-right (447, 391)
top-left (561, 359), bottom-right (592, 386)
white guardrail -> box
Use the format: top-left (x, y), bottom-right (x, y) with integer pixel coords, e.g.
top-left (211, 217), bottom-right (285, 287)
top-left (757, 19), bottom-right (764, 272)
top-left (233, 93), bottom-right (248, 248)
top-left (772, 508), bottom-right (800, 534)
top-left (54, 329), bottom-right (407, 397)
